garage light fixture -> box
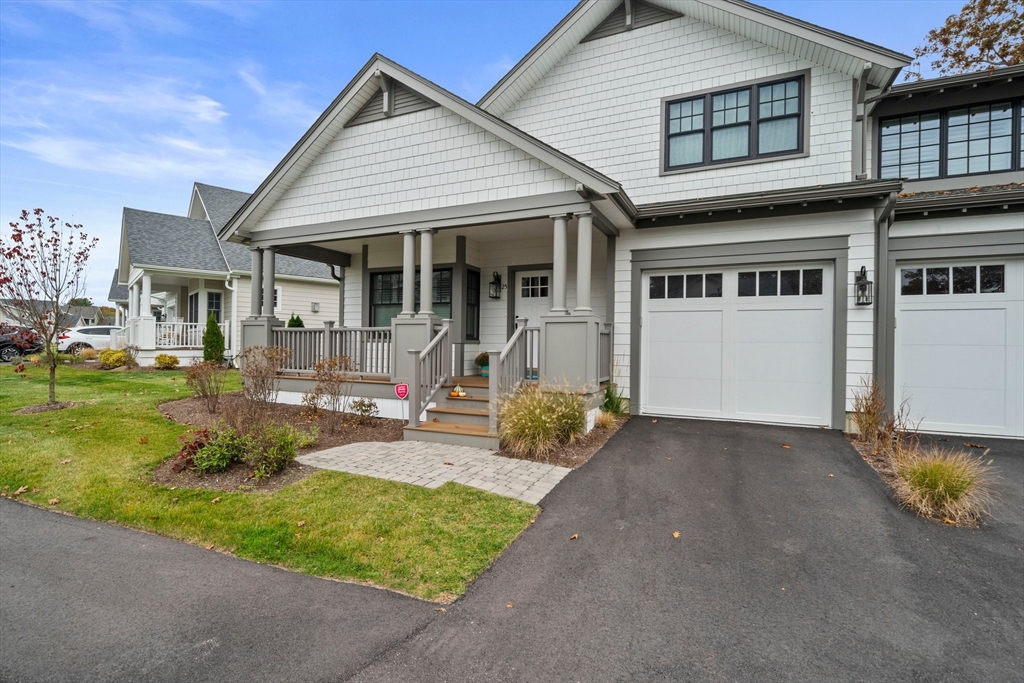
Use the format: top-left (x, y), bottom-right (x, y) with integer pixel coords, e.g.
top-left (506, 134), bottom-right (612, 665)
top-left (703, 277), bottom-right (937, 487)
top-left (489, 272), bottom-right (502, 300)
top-left (854, 266), bottom-right (873, 306)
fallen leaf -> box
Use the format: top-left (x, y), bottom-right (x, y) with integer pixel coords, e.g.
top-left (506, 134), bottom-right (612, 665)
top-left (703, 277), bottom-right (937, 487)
top-left (173, 388), bottom-right (180, 392)
top-left (139, 436), bottom-right (149, 445)
top-left (569, 533), bottom-right (579, 540)
top-left (435, 607), bottom-right (447, 613)
top-left (665, 457), bottom-right (671, 461)
top-left (943, 518), bottom-right (956, 525)
top-left (964, 442), bottom-right (986, 449)
top-left (828, 474), bottom-right (835, 478)
top-left (48, 498), bottom-right (59, 505)
top-left (507, 603), bottom-right (514, 608)
top-left (211, 497), bottom-right (221, 504)
top-left (297, 520), bottom-right (305, 527)
top-left (206, 544), bottom-right (215, 550)
top-left (443, 462), bottom-right (454, 466)
top-left (432, 417), bottom-right (439, 423)
top-left (672, 531), bottom-right (681, 538)
top-left (32, 487), bottom-right (41, 493)
top-left (12, 486), bottom-right (27, 496)
top-left (171, 497), bottom-right (179, 503)
top-left (295, 532), bottom-right (302, 539)
top-left (781, 444), bottom-right (791, 449)
top-left (781, 587), bottom-right (786, 591)
top-left (49, 430), bottom-right (55, 434)
top-left (651, 419), bottom-right (658, 423)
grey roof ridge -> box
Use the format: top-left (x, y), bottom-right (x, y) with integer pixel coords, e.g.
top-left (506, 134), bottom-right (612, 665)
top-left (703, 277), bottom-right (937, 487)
top-left (189, 183), bottom-right (233, 274)
top-left (635, 178), bottom-right (904, 216)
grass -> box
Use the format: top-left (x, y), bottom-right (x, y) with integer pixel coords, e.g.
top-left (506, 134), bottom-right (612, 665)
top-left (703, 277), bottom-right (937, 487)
top-left (894, 445), bottom-right (995, 525)
top-left (0, 366), bottom-right (536, 600)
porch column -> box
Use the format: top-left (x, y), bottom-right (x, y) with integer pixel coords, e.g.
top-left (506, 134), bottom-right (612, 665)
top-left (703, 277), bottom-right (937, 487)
top-left (250, 248), bottom-right (263, 316)
top-left (574, 211), bottom-right (593, 313)
top-left (551, 214), bottom-right (569, 313)
top-left (261, 247), bottom-right (276, 316)
top-left (418, 228), bottom-right (435, 317)
top-left (129, 284), bottom-right (139, 319)
top-left (400, 230), bottom-right (417, 317)
top-left (141, 275), bottom-right (152, 317)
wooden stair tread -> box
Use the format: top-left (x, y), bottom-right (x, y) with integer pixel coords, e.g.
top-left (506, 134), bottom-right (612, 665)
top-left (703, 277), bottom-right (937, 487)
top-left (426, 406), bottom-right (489, 417)
top-left (445, 395), bottom-right (489, 403)
top-left (404, 422), bottom-right (492, 436)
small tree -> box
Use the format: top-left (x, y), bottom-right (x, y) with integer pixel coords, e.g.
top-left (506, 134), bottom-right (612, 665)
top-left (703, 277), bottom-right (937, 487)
top-left (203, 313), bottom-right (224, 362)
top-left (906, 0), bottom-right (1023, 80)
top-left (287, 313), bottom-right (304, 328)
top-left (0, 209), bottom-right (98, 404)
top-left (68, 297), bottom-right (92, 307)
top-left (301, 355), bottom-right (355, 434)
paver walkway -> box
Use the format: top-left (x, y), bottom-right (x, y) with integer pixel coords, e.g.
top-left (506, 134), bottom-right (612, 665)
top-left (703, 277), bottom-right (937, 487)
top-left (297, 441), bottom-right (571, 504)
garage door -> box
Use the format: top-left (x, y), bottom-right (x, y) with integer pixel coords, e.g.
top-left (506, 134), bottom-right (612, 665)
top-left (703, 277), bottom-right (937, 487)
top-left (895, 258), bottom-right (1024, 438)
top-left (641, 263), bottom-right (834, 427)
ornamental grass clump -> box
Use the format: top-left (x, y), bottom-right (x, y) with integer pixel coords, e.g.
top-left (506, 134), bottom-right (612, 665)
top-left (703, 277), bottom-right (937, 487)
top-left (499, 384), bottom-right (586, 457)
top-left (894, 445), bottom-right (996, 525)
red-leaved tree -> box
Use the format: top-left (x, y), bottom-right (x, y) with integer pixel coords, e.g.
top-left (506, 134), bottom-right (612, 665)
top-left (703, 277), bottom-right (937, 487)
top-left (906, 0), bottom-right (1023, 80)
top-left (0, 209), bottom-right (98, 404)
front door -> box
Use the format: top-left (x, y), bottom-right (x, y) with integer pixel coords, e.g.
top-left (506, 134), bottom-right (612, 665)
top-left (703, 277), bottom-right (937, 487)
top-left (514, 270), bottom-right (551, 378)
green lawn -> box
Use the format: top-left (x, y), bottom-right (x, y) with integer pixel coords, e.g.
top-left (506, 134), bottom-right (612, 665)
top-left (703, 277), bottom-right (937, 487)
top-left (0, 366), bottom-right (536, 600)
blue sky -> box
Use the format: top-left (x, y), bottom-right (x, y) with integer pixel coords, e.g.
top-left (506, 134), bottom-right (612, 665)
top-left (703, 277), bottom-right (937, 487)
top-left (0, 0), bottom-right (963, 305)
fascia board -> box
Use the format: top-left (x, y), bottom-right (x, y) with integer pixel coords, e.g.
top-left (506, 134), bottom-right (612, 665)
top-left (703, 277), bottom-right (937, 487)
top-left (636, 180), bottom-right (904, 216)
top-left (133, 264), bottom-right (230, 278)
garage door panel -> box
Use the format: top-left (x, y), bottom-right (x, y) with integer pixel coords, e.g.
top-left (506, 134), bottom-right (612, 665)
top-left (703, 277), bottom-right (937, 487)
top-left (648, 378), bottom-right (723, 414)
top-left (735, 342), bottom-right (826, 384)
top-left (735, 380), bottom-right (827, 423)
top-left (899, 308), bottom-right (1007, 347)
top-left (735, 309), bottom-right (826, 343)
top-left (903, 386), bottom-right (1010, 432)
top-left (648, 341), bottom-right (723, 382)
top-left (900, 344), bottom-right (1007, 389)
top-left (648, 310), bottom-right (722, 343)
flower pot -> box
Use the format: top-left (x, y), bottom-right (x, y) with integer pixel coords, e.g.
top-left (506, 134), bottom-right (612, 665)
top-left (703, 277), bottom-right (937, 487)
top-left (480, 365), bottom-right (489, 378)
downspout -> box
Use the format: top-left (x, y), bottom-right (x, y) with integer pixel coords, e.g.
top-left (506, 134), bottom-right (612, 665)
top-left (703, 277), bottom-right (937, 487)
top-left (873, 190), bottom-right (899, 403)
top-left (225, 275), bottom-right (238, 360)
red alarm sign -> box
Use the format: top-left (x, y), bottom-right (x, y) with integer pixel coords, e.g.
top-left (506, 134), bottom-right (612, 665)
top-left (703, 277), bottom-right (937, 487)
top-left (394, 383), bottom-right (409, 400)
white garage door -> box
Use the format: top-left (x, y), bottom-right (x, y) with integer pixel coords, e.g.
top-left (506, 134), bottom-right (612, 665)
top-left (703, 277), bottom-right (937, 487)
top-left (895, 258), bottom-right (1024, 438)
top-left (641, 263), bottom-right (834, 427)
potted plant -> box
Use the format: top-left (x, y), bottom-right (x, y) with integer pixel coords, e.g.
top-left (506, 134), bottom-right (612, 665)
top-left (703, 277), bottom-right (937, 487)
top-left (475, 352), bottom-right (490, 378)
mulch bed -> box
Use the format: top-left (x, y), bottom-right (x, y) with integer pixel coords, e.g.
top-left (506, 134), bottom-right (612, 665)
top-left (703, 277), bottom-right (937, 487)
top-left (155, 393), bottom-right (405, 493)
top-left (12, 401), bottom-right (80, 415)
top-left (498, 415), bottom-right (630, 469)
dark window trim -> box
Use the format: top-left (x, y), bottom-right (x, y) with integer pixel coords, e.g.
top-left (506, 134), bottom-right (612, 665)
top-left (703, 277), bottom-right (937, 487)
top-left (465, 267), bottom-right (481, 341)
top-left (661, 69), bottom-right (811, 174)
top-left (367, 266), bottom-right (454, 327)
top-left (877, 98), bottom-right (1022, 181)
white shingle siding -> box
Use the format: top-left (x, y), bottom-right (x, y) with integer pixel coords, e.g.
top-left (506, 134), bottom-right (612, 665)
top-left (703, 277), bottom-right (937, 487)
top-left (501, 14), bottom-right (855, 204)
top-left (254, 106), bottom-right (577, 233)
top-left (612, 209), bottom-right (876, 411)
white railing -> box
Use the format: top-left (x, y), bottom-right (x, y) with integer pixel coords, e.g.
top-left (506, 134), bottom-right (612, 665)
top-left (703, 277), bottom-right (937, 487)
top-left (408, 319), bottom-right (452, 428)
top-left (271, 327), bottom-right (325, 371)
top-left (155, 321), bottom-right (227, 349)
top-left (599, 324), bottom-right (612, 383)
top-left (525, 326), bottom-right (540, 381)
top-left (331, 327), bottom-right (392, 377)
top-left (488, 317), bottom-right (531, 434)
top-left (110, 328), bottom-right (128, 350)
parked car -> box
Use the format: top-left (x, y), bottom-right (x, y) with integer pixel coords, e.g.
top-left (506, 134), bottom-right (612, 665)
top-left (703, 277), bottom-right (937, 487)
top-left (57, 326), bottom-right (122, 354)
top-left (0, 325), bottom-right (44, 363)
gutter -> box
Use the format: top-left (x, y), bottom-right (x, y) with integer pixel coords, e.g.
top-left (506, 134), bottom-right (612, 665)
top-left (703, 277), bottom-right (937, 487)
top-left (895, 186), bottom-right (1024, 213)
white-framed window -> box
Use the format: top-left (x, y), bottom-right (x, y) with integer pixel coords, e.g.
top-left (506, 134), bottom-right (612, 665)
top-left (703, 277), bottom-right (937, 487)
top-left (207, 292), bottom-right (222, 323)
top-left (187, 292), bottom-right (200, 323)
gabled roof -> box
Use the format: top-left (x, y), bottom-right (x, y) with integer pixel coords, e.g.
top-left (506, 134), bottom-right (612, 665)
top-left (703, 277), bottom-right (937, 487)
top-left (479, 0), bottom-right (911, 116)
top-left (193, 183), bottom-right (252, 233)
top-left (108, 269), bottom-right (129, 303)
top-left (124, 208), bottom-right (228, 273)
top-left (218, 53), bottom-right (625, 241)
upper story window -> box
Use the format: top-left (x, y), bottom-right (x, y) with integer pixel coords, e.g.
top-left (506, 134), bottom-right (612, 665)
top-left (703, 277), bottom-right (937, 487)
top-left (879, 100), bottom-right (1022, 180)
top-left (664, 74), bottom-right (805, 173)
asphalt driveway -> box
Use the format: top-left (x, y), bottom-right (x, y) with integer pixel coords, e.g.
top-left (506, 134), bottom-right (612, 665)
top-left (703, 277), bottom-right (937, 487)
top-left (2, 418), bottom-right (1022, 682)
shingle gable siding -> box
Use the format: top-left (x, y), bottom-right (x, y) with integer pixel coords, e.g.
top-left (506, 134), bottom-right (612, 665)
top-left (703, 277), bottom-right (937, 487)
top-left (255, 105), bottom-right (578, 232)
top-left (500, 14), bottom-right (854, 205)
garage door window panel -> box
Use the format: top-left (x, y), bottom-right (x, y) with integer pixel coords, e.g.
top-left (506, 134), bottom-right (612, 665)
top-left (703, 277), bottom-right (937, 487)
top-left (667, 275), bottom-right (686, 298)
top-left (780, 270), bottom-right (800, 295)
top-left (649, 276), bottom-right (666, 299)
top-left (981, 265), bottom-right (1004, 293)
top-left (926, 268), bottom-right (950, 295)
top-left (953, 266), bottom-right (976, 293)
top-left (802, 269), bottom-right (823, 295)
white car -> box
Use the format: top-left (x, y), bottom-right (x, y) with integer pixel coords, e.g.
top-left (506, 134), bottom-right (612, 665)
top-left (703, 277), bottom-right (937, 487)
top-left (57, 326), bottom-right (122, 354)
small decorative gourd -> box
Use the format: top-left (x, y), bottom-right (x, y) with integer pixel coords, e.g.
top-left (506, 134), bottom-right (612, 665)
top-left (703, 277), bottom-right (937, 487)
top-left (451, 383), bottom-right (463, 398)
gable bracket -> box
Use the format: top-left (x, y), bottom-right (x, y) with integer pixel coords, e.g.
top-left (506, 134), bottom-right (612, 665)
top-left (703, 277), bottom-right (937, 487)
top-left (624, 0), bottom-right (634, 29)
top-left (375, 70), bottom-right (394, 117)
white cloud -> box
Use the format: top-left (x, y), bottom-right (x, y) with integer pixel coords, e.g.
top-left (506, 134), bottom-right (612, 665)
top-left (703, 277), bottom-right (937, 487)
top-left (236, 64), bottom-right (321, 128)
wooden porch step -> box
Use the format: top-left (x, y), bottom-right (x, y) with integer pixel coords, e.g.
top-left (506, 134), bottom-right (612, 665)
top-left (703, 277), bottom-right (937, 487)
top-left (426, 405), bottom-right (490, 427)
top-left (403, 421), bottom-right (500, 451)
top-left (443, 394), bottom-right (489, 404)
top-left (448, 375), bottom-right (488, 389)
top-left (405, 421), bottom-right (490, 436)
top-left (426, 406), bottom-right (489, 418)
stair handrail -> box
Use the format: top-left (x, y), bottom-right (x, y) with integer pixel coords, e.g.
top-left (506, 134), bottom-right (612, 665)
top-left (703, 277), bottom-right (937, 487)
top-left (488, 317), bottom-right (529, 434)
top-left (407, 319), bottom-right (452, 428)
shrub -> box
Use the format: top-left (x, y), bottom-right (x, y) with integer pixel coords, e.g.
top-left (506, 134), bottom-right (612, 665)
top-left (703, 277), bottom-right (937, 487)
top-left (301, 355), bottom-right (354, 434)
top-left (499, 384), bottom-right (586, 457)
top-left (192, 427), bottom-right (244, 474)
top-left (894, 445), bottom-right (995, 524)
top-left (851, 377), bottom-right (885, 443)
top-left (296, 425), bottom-right (318, 449)
top-left (203, 313), bottom-right (224, 362)
top-left (594, 410), bottom-right (616, 430)
top-left (172, 427), bottom-right (212, 472)
top-left (243, 424), bottom-right (298, 479)
top-left (99, 348), bottom-right (129, 369)
top-left (474, 352), bottom-right (489, 368)
top-left (78, 347), bottom-right (99, 361)
top-left (184, 360), bottom-right (227, 413)
top-left (123, 344), bottom-right (140, 368)
top-left (349, 397), bottom-right (379, 425)
top-left (287, 314), bottom-right (304, 328)
top-left (238, 345), bottom-right (290, 425)
top-left (601, 383), bottom-right (626, 416)
top-left (154, 353), bottom-right (179, 370)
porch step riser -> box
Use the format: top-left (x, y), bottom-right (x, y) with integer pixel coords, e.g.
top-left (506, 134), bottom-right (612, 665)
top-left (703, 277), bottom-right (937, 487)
top-left (438, 395), bottom-right (491, 409)
top-left (425, 409), bottom-right (491, 427)
top-left (442, 385), bottom-right (490, 398)
top-left (403, 429), bottom-right (500, 451)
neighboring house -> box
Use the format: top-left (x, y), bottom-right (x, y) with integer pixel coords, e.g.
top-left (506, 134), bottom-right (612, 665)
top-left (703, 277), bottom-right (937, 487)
top-left (111, 182), bottom-right (343, 365)
top-left (206, 0), bottom-right (1021, 444)
top-left (0, 299), bottom-right (81, 330)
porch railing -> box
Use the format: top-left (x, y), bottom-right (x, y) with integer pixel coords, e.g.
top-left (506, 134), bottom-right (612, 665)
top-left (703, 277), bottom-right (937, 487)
top-left (488, 317), bottom-right (531, 434)
top-left (111, 327), bottom-right (128, 350)
top-left (599, 324), bottom-right (612, 383)
top-left (525, 326), bottom-right (540, 381)
top-left (271, 327), bottom-right (324, 371)
top-left (155, 321), bottom-right (227, 349)
top-left (331, 327), bottom-right (392, 377)
top-left (408, 319), bottom-right (452, 427)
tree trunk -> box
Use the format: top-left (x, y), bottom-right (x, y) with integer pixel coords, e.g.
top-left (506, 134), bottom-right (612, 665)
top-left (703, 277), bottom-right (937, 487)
top-left (49, 363), bottom-right (56, 404)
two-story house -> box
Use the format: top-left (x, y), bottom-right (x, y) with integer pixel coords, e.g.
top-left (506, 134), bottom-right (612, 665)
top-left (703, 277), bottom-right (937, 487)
top-left (213, 0), bottom-right (1022, 445)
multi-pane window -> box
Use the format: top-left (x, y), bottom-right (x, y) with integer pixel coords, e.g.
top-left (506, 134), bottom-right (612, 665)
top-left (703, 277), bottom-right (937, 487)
top-left (648, 273), bottom-right (723, 299)
top-left (665, 75), bottom-right (804, 171)
top-left (370, 269), bottom-right (453, 327)
top-left (466, 269), bottom-right (480, 341)
top-left (520, 275), bottom-right (549, 298)
top-left (206, 292), bottom-right (222, 323)
top-left (880, 100), bottom-right (1022, 180)
top-left (880, 113), bottom-right (941, 180)
top-left (947, 102), bottom-right (1013, 175)
top-left (901, 265), bottom-right (1005, 296)
top-left (738, 268), bottom-right (823, 297)
top-left (187, 292), bottom-right (199, 323)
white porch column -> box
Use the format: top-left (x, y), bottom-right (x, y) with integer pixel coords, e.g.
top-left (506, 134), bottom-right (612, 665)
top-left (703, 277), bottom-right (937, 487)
top-left (418, 228), bottom-right (436, 317)
top-left (551, 214), bottom-right (569, 313)
top-left (262, 247), bottom-right (276, 316)
top-left (400, 230), bottom-right (417, 317)
top-left (129, 284), bottom-right (139, 319)
top-left (141, 274), bottom-right (152, 317)
top-left (574, 211), bottom-right (593, 313)
top-left (250, 248), bottom-right (263, 316)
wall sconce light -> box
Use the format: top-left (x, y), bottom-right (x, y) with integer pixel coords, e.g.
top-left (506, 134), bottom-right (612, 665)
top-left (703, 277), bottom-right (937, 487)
top-left (854, 266), bottom-right (873, 306)
top-left (488, 271), bottom-right (502, 299)
top-left (310, 302), bottom-right (320, 313)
